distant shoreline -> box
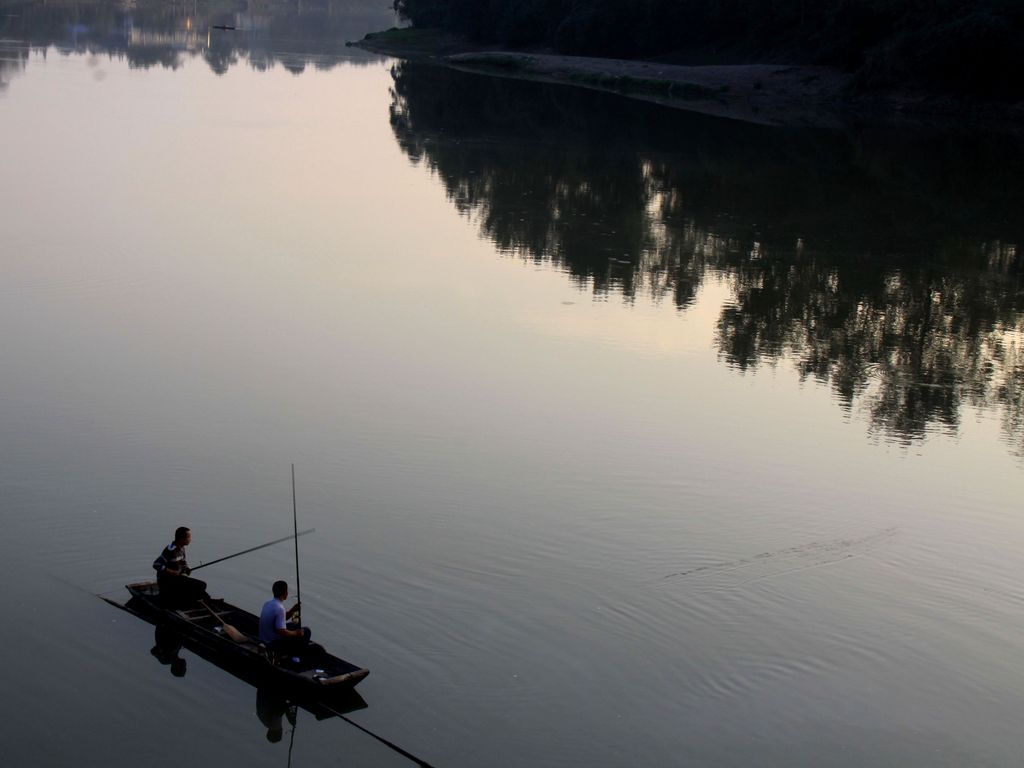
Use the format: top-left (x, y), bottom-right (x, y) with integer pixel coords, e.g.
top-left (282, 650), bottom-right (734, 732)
top-left (352, 27), bottom-right (1024, 131)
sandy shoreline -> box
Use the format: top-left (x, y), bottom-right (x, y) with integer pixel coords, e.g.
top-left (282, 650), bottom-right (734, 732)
top-left (448, 52), bottom-right (851, 127)
top-left (352, 28), bottom-right (1024, 130)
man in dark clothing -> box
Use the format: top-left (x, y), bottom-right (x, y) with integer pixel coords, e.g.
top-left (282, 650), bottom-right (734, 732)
top-left (153, 526), bottom-right (209, 607)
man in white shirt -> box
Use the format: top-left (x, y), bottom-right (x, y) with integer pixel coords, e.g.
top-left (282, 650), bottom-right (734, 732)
top-left (258, 580), bottom-right (310, 659)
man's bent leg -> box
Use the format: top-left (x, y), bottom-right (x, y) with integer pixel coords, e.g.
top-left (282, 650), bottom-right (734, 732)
top-left (268, 628), bottom-right (312, 661)
top-left (181, 576), bottom-right (209, 603)
top-left (158, 575), bottom-right (209, 608)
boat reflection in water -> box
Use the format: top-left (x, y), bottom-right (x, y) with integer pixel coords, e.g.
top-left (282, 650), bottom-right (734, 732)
top-left (144, 622), bottom-right (436, 767)
top-left (150, 624), bottom-right (187, 678)
top-left (146, 622), bottom-right (368, 728)
top-left (257, 686), bottom-right (297, 744)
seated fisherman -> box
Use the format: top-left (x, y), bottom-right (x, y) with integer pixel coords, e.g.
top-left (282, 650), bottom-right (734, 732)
top-left (153, 526), bottom-right (209, 607)
top-left (259, 580), bottom-right (311, 659)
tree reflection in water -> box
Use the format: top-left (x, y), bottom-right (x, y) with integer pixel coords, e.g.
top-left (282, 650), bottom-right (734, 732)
top-left (0, 0), bottom-right (392, 76)
top-left (389, 61), bottom-right (1024, 453)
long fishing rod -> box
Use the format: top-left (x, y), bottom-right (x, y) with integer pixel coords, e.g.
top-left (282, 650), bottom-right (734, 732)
top-left (320, 703), bottom-right (438, 768)
top-left (292, 463), bottom-right (301, 624)
top-left (286, 708), bottom-right (297, 768)
top-left (191, 529), bottom-right (315, 572)
top-left (285, 470), bottom-right (434, 766)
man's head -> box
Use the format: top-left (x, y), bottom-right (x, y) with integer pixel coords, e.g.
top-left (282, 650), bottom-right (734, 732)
top-left (174, 527), bottom-right (192, 546)
top-left (272, 580), bottom-right (288, 600)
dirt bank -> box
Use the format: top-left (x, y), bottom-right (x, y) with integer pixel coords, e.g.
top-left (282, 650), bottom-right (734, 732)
top-left (352, 28), bottom-right (1024, 131)
top-left (448, 52), bottom-right (851, 127)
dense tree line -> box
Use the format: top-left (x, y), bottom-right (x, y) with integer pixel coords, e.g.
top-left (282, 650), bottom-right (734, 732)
top-left (392, 0), bottom-right (1024, 98)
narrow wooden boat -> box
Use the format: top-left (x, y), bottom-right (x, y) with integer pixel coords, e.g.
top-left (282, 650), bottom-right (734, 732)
top-left (106, 581), bottom-right (369, 694)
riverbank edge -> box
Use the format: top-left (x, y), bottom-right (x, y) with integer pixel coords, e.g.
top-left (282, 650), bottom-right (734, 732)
top-left (350, 27), bottom-right (1024, 131)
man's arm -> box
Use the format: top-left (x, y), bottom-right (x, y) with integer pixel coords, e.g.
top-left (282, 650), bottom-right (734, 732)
top-left (273, 604), bottom-right (302, 638)
top-left (153, 551), bottom-right (181, 575)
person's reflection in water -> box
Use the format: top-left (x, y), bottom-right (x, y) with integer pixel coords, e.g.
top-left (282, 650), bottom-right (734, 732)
top-left (150, 624), bottom-right (187, 677)
top-left (256, 687), bottom-right (297, 744)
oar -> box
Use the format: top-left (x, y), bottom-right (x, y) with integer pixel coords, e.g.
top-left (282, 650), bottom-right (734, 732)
top-left (200, 600), bottom-right (247, 643)
top-left (191, 529), bottom-right (315, 572)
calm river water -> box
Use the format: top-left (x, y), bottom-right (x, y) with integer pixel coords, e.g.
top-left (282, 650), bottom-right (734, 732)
top-left (2, 2), bottom-right (1024, 766)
